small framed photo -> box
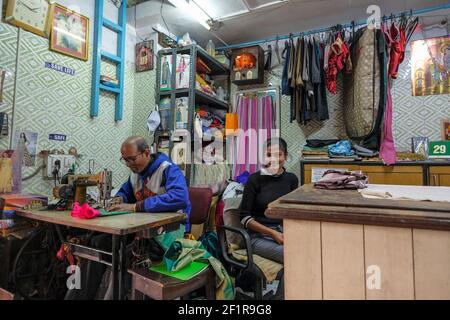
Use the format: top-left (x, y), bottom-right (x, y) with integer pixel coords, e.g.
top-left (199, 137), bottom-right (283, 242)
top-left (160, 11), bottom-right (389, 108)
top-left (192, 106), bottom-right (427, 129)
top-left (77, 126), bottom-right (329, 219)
top-left (442, 119), bottom-right (450, 141)
top-left (136, 40), bottom-right (154, 72)
top-left (50, 4), bottom-right (89, 61)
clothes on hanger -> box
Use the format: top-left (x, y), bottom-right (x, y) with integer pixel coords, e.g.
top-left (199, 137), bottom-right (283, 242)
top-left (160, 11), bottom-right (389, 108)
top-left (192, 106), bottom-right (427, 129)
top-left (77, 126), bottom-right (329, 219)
top-left (325, 33), bottom-right (352, 94)
top-left (315, 40), bottom-right (329, 120)
top-left (281, 41), bottom-right (293, 95)
top-left (282, 33), bottom-right (330, 125)
top-left (233, 93), bottom-right (275, 179)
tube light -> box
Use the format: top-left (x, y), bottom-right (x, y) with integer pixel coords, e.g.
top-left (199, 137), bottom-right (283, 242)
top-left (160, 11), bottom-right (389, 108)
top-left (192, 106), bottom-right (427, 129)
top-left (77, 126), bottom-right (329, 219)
top-left (167, 0), bottom-right (212, 30)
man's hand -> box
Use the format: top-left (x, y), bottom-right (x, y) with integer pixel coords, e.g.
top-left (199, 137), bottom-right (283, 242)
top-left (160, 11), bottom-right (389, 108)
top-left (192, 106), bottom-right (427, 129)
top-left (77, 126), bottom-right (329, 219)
top-left (105, 196), bottom-right (123, 211)
top-left (270, 230), bottom-right (284, 245)
top-left (107, 203), bottom-right (135, 212)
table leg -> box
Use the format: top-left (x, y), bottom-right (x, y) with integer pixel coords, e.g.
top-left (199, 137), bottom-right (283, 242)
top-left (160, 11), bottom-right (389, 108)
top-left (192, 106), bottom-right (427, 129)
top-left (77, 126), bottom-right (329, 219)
top-left (111, 235), bottom-right (119, 300)
top-left (112, 235), bottom-right (127, 300)
top-left (118, 236), bottom-right (127, 300)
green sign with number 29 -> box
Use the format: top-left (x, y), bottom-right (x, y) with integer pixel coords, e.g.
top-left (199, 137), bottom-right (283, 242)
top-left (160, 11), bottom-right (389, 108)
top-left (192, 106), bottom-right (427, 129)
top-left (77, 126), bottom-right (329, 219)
top-left (429, 141), bottom-right (450, 158)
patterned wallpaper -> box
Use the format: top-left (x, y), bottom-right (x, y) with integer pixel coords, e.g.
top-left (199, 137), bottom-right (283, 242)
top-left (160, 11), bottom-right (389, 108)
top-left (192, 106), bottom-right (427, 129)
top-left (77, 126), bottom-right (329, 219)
top-left (392, 51), bottom-right (450, 148)
top-left (0, 22), bottom-right (17, 151)
top-left (0, 21), bottom-right (137, 195)
top-left (132, 69), bottom-right (156, 140)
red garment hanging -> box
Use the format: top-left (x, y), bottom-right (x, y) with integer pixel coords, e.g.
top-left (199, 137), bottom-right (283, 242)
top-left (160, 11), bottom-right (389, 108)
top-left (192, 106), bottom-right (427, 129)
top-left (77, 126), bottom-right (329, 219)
top-left (325, 34), bottom-right (352, 94)
top-left (388, 23), bottom-right (407, 79)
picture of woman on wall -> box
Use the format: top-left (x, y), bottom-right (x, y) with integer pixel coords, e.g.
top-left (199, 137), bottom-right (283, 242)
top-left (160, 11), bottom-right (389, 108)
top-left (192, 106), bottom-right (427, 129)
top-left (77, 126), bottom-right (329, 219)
top-left (12, 130), bottom-right (39, 167)
top-left (20, 133), bottom-right (33, 167)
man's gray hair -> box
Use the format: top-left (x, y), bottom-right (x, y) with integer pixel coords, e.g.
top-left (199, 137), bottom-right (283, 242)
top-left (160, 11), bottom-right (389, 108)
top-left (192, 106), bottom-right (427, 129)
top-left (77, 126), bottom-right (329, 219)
top-left (122, 136), bottom-right (150, 152)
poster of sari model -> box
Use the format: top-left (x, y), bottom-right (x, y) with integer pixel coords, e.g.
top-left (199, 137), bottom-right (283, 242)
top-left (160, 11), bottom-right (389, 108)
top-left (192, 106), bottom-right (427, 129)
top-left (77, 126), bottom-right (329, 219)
top-left (12, 129), bottom-right (39, 167)
top-left (160, 55), bottom-right (173, 90)
top-left (411, 36), bottom-right (450, 96)
top-left (176, 54), bottom-right (190, 89)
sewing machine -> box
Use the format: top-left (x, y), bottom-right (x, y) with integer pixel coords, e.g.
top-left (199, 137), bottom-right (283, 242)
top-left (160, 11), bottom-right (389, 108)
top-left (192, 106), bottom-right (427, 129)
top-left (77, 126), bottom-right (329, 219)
top-left (53, 169), bottom-right (112, 209)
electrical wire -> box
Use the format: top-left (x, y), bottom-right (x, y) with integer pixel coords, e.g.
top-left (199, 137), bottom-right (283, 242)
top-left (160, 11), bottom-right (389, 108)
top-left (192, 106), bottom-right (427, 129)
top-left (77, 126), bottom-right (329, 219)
top-left (134, 1), bottom-right (159, 65)
top-left (160, 0), bottom-right (172, 37)
top-left (191, 0), bottom-right (214, 20)
top-left (22, 165), bottom-right (45, 181)
top-left (210, 31), bottom-right (229, 46)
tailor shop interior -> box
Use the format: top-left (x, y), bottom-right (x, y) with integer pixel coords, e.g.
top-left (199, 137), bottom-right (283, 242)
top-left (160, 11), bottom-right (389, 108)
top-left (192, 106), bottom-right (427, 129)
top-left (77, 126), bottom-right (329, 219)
top-left (0, 0), bottom-right (450, 302)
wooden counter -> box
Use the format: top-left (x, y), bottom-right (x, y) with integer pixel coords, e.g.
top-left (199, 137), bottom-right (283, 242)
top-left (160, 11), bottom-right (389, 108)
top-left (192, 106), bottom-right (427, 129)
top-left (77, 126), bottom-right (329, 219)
top-left (301, 160), bottom-right (450, 186)
top-left (266, 185), bottom-right (450, 300)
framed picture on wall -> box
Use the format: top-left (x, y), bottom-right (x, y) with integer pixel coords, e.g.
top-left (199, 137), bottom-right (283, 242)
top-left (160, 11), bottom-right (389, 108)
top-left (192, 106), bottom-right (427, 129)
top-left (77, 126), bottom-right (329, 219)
top-left (49, 4), bottom-right (89, 61)
top-left (411, 36), bottom-right (450, 96)
top-left (442, 119), bottom-right (450, 141)
top-left (136, 40), bottom-right (154, 72)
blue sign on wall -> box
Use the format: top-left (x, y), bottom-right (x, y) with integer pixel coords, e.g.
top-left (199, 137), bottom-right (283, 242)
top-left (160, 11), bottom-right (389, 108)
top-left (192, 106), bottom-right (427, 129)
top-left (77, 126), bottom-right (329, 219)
top-left (45, 62), bottom-right (75, 76)
top-left (49, 134), bottom-right (67, 142)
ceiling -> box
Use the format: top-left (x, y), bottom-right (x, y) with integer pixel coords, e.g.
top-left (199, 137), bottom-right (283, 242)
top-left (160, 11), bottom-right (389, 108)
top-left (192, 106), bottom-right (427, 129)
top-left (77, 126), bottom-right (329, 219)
top-left (131, 0), bottom-right (450, 47)
top-left (127, 0), bottom-right (152, 7)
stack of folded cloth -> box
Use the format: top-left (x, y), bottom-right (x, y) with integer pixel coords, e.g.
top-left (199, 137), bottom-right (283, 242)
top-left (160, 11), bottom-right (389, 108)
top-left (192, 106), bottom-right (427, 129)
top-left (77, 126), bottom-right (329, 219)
top-left (328, 140), bottom-right (362, 161)
top-left (302, 147), bottom-right (329, 160)
top-left (353, 144), bottom-right (378, 158)
top-left (314, 170), bottom-right (369, 190)
top-left (302, 139), bottom-right (339, 160)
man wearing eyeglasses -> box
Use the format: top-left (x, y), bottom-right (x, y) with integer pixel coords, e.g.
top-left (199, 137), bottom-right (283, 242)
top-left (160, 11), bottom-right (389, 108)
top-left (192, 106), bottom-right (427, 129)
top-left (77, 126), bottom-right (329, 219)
top-left (107, 135), bottom-right (191, 233)
top-left (72, 136), bottom-right (191, 299)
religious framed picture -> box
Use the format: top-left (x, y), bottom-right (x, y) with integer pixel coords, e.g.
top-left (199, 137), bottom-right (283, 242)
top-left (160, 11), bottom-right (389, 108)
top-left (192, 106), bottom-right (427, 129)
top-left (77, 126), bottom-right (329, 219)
top-left (411, 35), bottom-right (450, 96)
top-left (49, 4), bottom-right (89, 61)
top-left (442, 119), bottom-right (450, 141)
top-left (136, 40), bottom-right (154, 72)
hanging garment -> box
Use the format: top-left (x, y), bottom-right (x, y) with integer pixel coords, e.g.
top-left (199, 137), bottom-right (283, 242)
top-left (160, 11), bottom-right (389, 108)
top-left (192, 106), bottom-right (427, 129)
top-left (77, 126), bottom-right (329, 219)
top-left (248, 97), bottom-right (258, 174)
top-left (302, 38), bottom-right (314, 116)
top-left (316, 42), bottom-right (329, 120)
top-left (233, 95), bottom-right (275, 179)
top-left (288, 38), bottom-right (296, 88)
top-left (343, 27), bottom-right (386, 150)
top-left (388, 23), bottom-right (405, 79)
top-left (325, 34), bottom-right (351, 94)
top-left (295, 37), bottom-right (304, 87)
top-left (379, 23), bottom-right (398, 165)
top-left (290, 38), bottom-right (304, 123)
top-left (281, 41), bottom-right (292, 95)
top-left (289, 39), bottom-right (298, 89)
top-left (234, 96), bottom-right (249, 178)
top-left (264, 44), bottom-right (272, 70)
top-left (309, 38), bottom-right (321, 114)
top-left (263, 95), bottom-right (273, 141)
top-left (288, 38), bottom-right (297, 123)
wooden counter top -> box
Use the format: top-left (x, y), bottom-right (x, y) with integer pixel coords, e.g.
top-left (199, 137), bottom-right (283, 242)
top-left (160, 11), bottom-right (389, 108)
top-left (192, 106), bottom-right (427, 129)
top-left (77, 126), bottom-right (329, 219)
top-left (300, 159), bottom-right (450, 165)
top-left (266, 185), bottom-right (450, 231)
top-left (15, 209), bottom-right (186, 235)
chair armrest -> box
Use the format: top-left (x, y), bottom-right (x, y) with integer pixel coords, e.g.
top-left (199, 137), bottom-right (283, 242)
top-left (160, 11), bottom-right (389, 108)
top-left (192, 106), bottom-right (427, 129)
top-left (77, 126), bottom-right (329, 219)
top-left (218, 225), bottom-right (254, 270)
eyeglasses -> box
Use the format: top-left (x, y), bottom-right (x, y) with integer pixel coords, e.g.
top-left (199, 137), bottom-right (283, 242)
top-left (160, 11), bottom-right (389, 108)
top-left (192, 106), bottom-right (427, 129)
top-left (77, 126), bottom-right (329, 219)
top-left (120, 153), bottom-right (143, 164)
